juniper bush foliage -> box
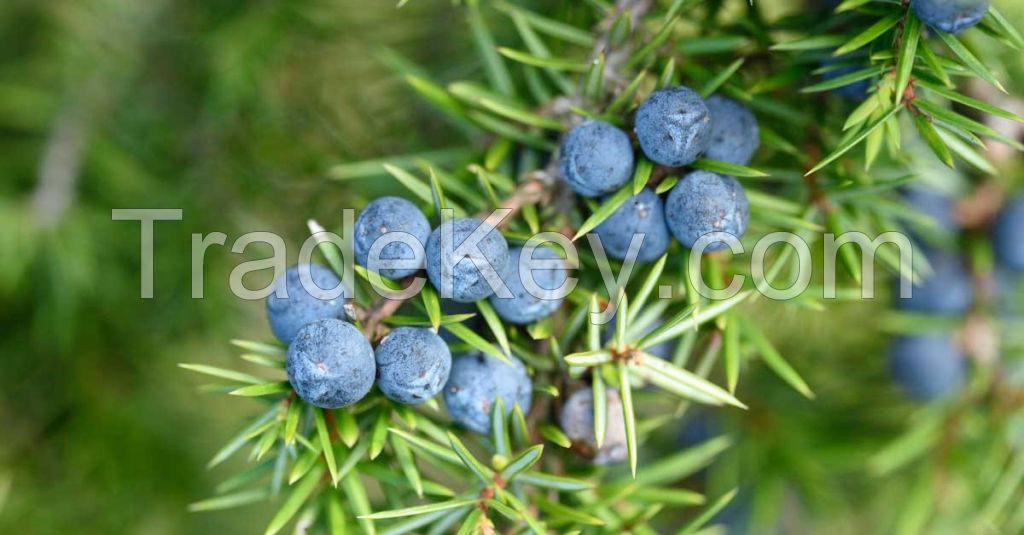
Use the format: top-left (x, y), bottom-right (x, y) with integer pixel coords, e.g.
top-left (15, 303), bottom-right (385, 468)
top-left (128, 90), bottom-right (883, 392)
top-left (181, 1), bottom-right (1024, 533)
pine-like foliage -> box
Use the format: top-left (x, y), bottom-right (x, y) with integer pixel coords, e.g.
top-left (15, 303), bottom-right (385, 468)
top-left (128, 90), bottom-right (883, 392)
top-left (183, 1), bottom-right (1024, 533)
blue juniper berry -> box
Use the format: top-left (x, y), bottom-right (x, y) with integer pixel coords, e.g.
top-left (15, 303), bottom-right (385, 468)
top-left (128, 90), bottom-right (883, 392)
top-left (353, 196), bottom-right (431, 280)
top-left (634, 85), bottom-right (711, 167)
top-left (894, 246), bottom-right (973, 316)
top-left (286, 319), bottom-right (375, 409)
top-left (489, 245), bottom-right (569, 325)
top-left (425, 217), bottom-right (510, 303)
top-left (593, 188), bottom-right (671, 262)
top-left (994, 196), bottom-right (1024, 271)
top-left (266, 263), bottom-right (349, 344)
top-left (703, 95), bottom-right (760, 166)
top-left (560, 120), bottom-right (635, 197)
top-left (665, 171), bottom-right (750, 252)
top-left (559, 388), bottom-right (627, 465)
top-left (911, 0), bottom-right (991, 34)
top-left (443, 352), bottom-right (532, 434)
top-left (375, 327), bottom-right (452, 405)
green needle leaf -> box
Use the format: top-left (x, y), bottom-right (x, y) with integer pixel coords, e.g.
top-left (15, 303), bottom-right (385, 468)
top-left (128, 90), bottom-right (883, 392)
top-left (834, 14), bottom-right (901, 56)
top-left (723, 318), bottom-right (741, 393)
top-left (801, 66), bottom-right (878, 94)
top-left (606, 70), bottom-right (648, 114)
top-left (573, 184), bottom-right (633, 240)
top-left (467, 0), bottom-right (513, 95)
top-left (382, 164), bottom-right (434, 206)
top-left (264, 467), bottom-right (324, 535)
top-left (617, 361), bottom-right (638, 477)
top-left (936, 30), bottom-right (1006, 93)
top-left (564, 349), bottom-right (613, 367)
top-left (188, 489), bottom-right (269, 512)
top-left (638, 291), bottom-right (754, 349)
top-left (614, 291), bottom-right (629, 348)
top-left (229, 339), bottom-right (285, 356)
top-left (635, 354), bottom-right (747, 408)
top-left (491, 398), bottom-right (511, 457)
top-left (447, 432), bottom-right (495, 483)
top-left (178, 363), bottom-right (267, 385)
top-left (806, 104), bottom-right (901, 175)
top-left (476, 97), bottom-right (563, 130)
top-left (288, 441), bottom-right (322, 485)
top-left (456, 509), bottom-right (485, 535)
top-left (520, 472), bottom-right (594, 492)
top-left (493, 1), bottom-right (594, 45)
top-left (496, 47), bottom-right (589, 72)
top-left (895, 13), bottom-right (921, 105)
top-left (771, 35), bottom-right (847, 51)
top-left (659, 58), bottom-right (677, 88)
top-left (427, 166), bottom-right (448, 219)
top-left (369, 412), bottom-right (389, 460)
top-left (500, 444), bottom-right (543, 480)
top-left (913, 113), bottom-right (955, 168)
top-left (283, 399), bottom-right (302, 446)
top-left (336, 409), bottom-right (359, 448)
top-left (518, 471), bottom-right (594, 491)
top-left (443, 322), bottom-right (511, 364)
top-left (915, 99), bottom-right (1024, 149)
top-left (627, 435), bottom-right (732, 486)
top-left (539, 424), bottom-right (572, 448)
top-left (341, 471), bottom-right (375, 535)
top-left (421, 285), bottom-right (442, 330)
top-left (361, 498), bottom-right (480, 520)
top-left (916, 79), bottom-right (1024, 123)
top-left (744, 319), bottom-right (815, 399)
top-left (390, 434), bottom-right (424, 497)
top-left (628, 13), bottom-right (681, 66)
top-left (229, 381), bottom-right (290, 397)
top-left (584, 52), bottom-right (605, 100)
top-left (592, 371), bottom-right (607, 449)
top-left (533, 494), bottom-right (605, 526)
top-left (314, 409), bottom-right (339, 485)
top-left (677, 488), bottom-right (738, 535)
top-left (476, 300), bottom-right (511, 357)
top-left (699, 58), bottom-right (744, 98)
top-left (388, 427), bottom-right (462, 466)
top-left (632, 157), bottom-right (654, 195)
top-left (691, 158), bottom-right (769, 177)
top-left (844, 94), bottom-right (882, 131)
top-left (983, 7), bottom-right (1024, 50)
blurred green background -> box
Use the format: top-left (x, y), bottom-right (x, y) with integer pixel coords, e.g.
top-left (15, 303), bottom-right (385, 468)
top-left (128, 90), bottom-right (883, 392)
top-left (0, 0), bottom-right (476, 531)
top-left (2, 1), bottom-right (1022, 534)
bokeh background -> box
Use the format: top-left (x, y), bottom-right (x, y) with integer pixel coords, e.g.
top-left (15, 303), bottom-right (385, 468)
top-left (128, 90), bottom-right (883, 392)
top-left (1, 0), bottom-right (1022, 533)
